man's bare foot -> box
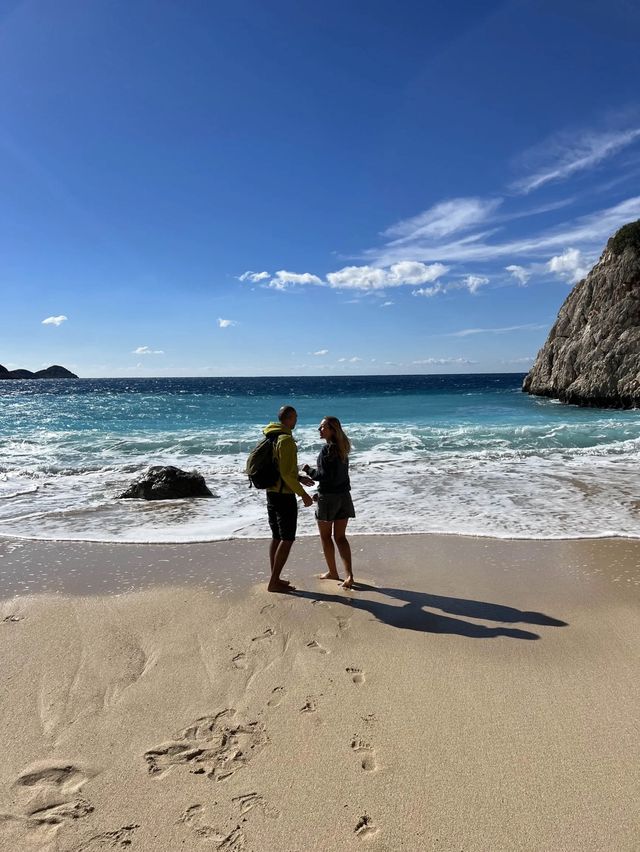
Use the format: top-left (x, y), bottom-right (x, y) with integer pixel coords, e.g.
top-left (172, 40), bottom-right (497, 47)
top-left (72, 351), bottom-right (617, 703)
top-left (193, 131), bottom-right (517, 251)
top-left (267, 580), bottom-right (296, 593)
top-left (318, 571), bottom-right (341, 580)
top-left (340, 576), bottom-right (354, 589)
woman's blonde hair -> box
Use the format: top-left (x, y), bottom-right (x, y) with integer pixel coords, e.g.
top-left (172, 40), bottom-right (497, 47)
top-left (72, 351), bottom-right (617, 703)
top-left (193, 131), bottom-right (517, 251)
top-left (322, 416), bottom-right (351, 461)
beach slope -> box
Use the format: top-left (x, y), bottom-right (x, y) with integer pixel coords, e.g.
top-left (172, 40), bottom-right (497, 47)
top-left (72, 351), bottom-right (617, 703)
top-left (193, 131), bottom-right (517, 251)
top-left (0, 535), bottom-right (638, 851)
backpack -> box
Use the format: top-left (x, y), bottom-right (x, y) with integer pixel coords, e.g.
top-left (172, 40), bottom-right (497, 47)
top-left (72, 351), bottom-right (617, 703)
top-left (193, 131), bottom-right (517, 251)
top-left (245, 432), bottom-right (283, 489)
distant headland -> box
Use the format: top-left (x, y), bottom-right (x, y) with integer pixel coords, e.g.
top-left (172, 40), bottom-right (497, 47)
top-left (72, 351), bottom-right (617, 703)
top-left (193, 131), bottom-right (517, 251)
top-left (0, 364), bottom-right (78, 379)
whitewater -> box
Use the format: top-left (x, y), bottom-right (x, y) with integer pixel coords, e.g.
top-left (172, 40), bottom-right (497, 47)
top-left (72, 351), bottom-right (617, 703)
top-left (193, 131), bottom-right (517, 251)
top-left (1, 374), bottom-right (639, 542)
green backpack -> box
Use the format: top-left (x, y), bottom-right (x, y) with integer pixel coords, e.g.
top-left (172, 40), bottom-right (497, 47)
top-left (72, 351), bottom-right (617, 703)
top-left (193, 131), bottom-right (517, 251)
top-left (245, 432), bottom-right (282, 488)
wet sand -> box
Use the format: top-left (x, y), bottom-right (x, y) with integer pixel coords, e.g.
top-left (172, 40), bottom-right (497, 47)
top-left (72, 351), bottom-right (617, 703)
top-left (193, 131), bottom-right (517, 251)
top-left (0, 534), bottom-right (639, 851)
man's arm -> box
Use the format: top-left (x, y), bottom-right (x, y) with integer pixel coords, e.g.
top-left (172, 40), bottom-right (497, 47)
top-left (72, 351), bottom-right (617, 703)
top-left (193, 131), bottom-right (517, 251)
top-left (277, 436), bottom-right (306, 496)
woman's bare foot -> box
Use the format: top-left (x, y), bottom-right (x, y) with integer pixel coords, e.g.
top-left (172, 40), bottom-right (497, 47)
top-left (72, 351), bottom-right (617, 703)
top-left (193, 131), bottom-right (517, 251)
top-left (318, 571), bottom-right (341, 580)
top-left (267, 580), bottom-right (296, 593)
top-left (340, 576), bottom-right (354, 589)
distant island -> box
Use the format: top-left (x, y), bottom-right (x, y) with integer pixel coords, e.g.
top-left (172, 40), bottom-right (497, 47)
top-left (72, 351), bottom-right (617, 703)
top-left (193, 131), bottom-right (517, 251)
top-left (0, 364), bottom-right (78, 379)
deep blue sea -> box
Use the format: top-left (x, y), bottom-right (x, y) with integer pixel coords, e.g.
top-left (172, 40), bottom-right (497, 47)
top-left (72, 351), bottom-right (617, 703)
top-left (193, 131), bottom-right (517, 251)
top-left (1, 374), bottom-right (639, 541)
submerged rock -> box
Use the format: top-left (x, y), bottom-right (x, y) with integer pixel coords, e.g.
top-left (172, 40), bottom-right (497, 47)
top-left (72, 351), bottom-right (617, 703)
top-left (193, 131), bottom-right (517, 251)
top-left (523, 220), bottom-right (640, 408)
top-left (119, 466), bottom-right (216, 500)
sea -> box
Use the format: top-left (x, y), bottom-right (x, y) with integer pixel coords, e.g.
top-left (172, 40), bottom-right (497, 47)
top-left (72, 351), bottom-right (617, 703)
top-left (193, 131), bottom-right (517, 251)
top-left (1, 374), bottom-right (639, 543)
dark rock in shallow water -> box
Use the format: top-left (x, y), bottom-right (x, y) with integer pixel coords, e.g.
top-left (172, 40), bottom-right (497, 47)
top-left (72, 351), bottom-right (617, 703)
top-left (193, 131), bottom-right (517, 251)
top-left (119, 466), bottom-right (216, 500)
top-left (523, 220), bottom-right (640, 409)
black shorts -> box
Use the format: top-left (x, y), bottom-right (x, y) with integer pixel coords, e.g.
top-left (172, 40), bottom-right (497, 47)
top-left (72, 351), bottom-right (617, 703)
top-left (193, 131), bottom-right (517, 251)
top-left (315, 491), bottom-right (356, 522)
top-left (266, 492), bottom-right (298, 541)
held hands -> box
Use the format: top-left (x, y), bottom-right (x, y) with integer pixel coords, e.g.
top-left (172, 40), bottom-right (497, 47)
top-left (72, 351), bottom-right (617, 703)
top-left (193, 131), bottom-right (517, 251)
top-left (301, 492), bottom-right (314, 508)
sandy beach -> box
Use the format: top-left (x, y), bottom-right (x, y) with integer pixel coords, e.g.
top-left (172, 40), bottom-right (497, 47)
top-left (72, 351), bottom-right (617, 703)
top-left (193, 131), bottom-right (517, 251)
top-left (1, 533), bottom-right (638, 851)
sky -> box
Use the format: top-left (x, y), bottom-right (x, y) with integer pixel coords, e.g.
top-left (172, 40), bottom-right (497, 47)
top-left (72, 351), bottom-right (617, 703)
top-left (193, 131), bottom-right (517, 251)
top-left (1, 0), bottom-right (640, 377)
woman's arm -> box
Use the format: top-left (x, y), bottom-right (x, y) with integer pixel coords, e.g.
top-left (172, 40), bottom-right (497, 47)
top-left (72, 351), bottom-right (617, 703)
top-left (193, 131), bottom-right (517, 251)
top-left (306, 446), bottom-right (336, 482)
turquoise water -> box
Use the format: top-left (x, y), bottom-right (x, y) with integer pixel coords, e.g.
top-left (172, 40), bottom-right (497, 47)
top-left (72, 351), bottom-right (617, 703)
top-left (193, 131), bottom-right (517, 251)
top-left (1, 374), bottom-right (639, 541)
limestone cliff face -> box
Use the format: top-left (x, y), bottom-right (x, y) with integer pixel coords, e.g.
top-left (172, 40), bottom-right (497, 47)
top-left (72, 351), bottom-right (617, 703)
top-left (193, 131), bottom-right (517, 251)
top-left (523, 220), bottom-right (640, 408)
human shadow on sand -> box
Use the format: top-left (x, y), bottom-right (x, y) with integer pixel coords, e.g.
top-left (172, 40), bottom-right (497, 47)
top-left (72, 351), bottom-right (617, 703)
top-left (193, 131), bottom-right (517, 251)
top-left (294, 584), bottom-right (567, 640)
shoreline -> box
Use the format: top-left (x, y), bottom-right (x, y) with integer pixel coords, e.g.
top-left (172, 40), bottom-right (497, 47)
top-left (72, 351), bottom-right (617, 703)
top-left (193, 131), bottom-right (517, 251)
top-left (2, 532), bottom-right (640, 599)
top-left (1, 534), bottom-right (638, 850)
top-left (2, 527), bottom-right (640, 546)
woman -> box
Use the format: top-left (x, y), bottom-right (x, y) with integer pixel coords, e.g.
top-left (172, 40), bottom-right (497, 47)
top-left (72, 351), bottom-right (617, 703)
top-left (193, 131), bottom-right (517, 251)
top-left (302, 416), bottom-right (355, 589)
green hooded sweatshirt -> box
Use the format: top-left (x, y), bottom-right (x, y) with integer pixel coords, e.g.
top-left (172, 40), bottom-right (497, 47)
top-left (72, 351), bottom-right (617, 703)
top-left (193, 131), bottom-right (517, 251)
top-left (262, 422), bottom-right (305, 496)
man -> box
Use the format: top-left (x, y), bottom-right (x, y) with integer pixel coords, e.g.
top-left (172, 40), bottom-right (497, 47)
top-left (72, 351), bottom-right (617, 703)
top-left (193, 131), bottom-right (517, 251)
top-left (263, 405), bottom-right (314, 592)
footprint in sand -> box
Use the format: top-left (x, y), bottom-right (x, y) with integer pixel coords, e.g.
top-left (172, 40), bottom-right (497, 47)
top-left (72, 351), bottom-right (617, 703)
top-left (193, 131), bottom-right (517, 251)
top-left (351, 739), bottom-right (378, 772)
top-left (355, 813), bottom-right (379, 840)
top-left (232, 652), bottom-right (248, 669)
top-left (232, 792), bottom-right (280, 819)
top-left (2, 614), bottom-right (25, 623)
top-left (76, 824), bottom-right (140, 849)
top-left (299, 697), bottom-right (317, 713)
top-left (306, 639), bottom-right (329, 654)
top-left (144, 709), bottom-right (268, 782)
top-left (260, 603), bottom-right (275, 614)
top-left (14, 764), bottom-right (87, 790)
top-left (177, 805), bottom-right (245, 847)
top-left (346, 667), bottom-right (365, 684)
top-left (11, 761), bottom-right (95, 828)
top-left (267, 686), bottom-right (285, 708)
top-left (251, 627), bottom-right (275, 642)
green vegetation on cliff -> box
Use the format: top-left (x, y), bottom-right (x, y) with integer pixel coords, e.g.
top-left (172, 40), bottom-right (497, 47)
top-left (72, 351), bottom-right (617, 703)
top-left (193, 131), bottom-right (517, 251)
top-left (609, 219), bottom-right (640, 256)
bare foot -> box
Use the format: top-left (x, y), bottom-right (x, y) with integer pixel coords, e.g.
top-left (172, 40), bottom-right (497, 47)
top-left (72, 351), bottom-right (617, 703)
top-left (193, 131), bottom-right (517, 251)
top-left (340, 576), bottom-right (354, 589)
top-left (318, 571), bottom-right (341, 580)
top-left (268, 580), bottom-right (296, 593)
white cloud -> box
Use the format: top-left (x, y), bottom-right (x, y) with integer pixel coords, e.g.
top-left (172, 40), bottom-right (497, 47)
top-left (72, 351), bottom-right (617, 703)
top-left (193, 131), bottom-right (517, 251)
top-left (411, 357), bottom-right (476, 366)
top-left (371, 196), bottom-right (640, 267)
top-left (547, 248), bottom-right (589, 283)
top-left (269, 270), bottom-right (323, 290)
top-left (381, 301), bottom-right (394, 307)
top-left (326, 265), bottom-right (387, 290)
top-left (327, 261), bottom-right (447, 291)
top-left (449, 323), bottom-right (548, 337)
top-left (512, 127), bottom-right (640, 194)
top-left (132, 346), bottom-right (164, 355)
top-left (383, 197), bottom-right (502, 243)
top-left (238, 270), bottom-right (270, 283)
top-left (505, 264), bottom-right (530, 285)
top-left (412, 284), bottom-right (444, 298)
top-left (217, 318), bottom-right (238, 328)
top-left (313, 349), bottom-right (329, 356)
top-left (349, 356), bottom-right (362, 363)
top-left (41, 315), bottom-right (67, 326)
top-left (461, 275), bottom-right (489, 294)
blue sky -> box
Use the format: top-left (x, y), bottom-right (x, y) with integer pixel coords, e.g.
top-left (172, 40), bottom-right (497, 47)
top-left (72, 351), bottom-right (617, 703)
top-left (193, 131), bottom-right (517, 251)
top-left (1, 0), bottom-right (639, 377)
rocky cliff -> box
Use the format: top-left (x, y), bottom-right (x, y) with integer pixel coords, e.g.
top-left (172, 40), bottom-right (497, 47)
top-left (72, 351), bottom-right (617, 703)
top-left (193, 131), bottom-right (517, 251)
top-left (523, 220), bottom-right (640, 408)
top-left (0, 364), bottom-right (78, 379)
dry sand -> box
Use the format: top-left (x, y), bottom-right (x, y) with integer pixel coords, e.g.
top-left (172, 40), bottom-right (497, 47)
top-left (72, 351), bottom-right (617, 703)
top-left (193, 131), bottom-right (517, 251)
top-left (0, 534), bottom-right (639, 851)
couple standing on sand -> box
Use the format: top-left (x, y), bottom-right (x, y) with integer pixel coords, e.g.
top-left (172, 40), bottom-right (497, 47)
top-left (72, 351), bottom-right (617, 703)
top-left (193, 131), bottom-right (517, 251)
top-left (263, 405), bottom-right (355, 593)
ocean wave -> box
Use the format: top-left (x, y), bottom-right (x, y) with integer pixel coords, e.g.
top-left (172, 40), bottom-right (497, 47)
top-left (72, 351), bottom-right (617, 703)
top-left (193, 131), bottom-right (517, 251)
top-left (1, 449), bottom-right (639, 542)
top-left (2, 376), bottom-right (640, 542)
